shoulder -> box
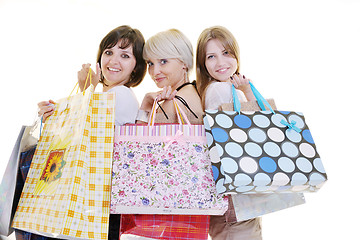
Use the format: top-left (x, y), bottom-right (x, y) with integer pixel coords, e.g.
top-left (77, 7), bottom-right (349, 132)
top-left (206, 81), bottom-right (232, 95)
top-left (108, 85), bottom-right (137, 100)
top-left (108, 85), bottom-right (134, 94)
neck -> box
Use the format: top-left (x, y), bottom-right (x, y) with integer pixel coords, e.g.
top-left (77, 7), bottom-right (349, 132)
top-left (173, 74), bottom-right (190, 91)
top-left (102, 79), bottom-right (128, 92)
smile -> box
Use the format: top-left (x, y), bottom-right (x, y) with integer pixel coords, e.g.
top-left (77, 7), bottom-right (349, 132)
top-left (108, 67), bottom-right (121, 72)
top-left (216, 67), bottom-right (229, 73)
top-left (155, 77), bottom-right (166, 82)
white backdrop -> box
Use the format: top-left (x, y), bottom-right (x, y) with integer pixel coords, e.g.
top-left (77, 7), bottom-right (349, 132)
top-left (1, 0), bottom-right (359, 239)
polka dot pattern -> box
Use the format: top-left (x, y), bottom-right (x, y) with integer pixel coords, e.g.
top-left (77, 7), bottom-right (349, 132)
top-left (204, 109), bottom-right (327, 194)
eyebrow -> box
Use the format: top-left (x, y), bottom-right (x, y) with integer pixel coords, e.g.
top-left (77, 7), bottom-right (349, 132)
top-left (118, 48), bottom-right (134, 55)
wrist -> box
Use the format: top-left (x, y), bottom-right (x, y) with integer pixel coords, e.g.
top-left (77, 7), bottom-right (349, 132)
top-left (136, 109), bottom-right (150, 123)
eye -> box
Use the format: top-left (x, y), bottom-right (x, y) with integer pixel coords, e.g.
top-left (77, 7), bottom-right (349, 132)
top-left (121, 54), bottom-right (130, 58)
top-left (104, 50), bottom-right (112, 56)
top-left (207, 55), bottom-right (214, 59)
top-left (223, 51), bottom-right (229, 55)
top-left (147, 61), bottom-right (154, 67)
top-left (160, 59), bottom-right (168, 65)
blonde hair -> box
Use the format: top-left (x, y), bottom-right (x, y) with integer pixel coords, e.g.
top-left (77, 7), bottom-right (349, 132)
top-left (143, 29), bottom-right (193, 72)
top-left (196, 26), bottom-right (240, 109)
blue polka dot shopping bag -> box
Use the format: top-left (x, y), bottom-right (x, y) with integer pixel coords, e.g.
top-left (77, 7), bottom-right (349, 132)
top-left (203, 83), bottom-right (327, 194)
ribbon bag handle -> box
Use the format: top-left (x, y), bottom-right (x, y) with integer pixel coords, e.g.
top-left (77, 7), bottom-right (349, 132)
top-left (232, 82), bottom-right (302, 132)
top-left (148, 96), bottom-right (191, 127)
top-left (232, 82), bottom-right (275, 114)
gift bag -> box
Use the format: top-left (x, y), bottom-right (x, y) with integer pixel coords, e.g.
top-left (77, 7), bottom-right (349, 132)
top-left (0, 126), bottom-right (26, 236)
top-left (232, 193), bottom-right (305, 221)
top-left (119, 214), bottom-right (209, 240)
top-left (220, 95), bottom-right (305, 220)
top-left (110, 99), bottom-right (228, 215)
top-left (204, 83), bottom-right (327, 194)
top-left (12, 83), bottom-right (115, 240)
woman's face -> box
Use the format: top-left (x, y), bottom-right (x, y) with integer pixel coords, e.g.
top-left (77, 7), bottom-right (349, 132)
top-left (101, 39), bottom-right (136, 88)
top-left (147, 58), bottom-right (187, 89)
top-left (204, 39), bottom-right (238, 82)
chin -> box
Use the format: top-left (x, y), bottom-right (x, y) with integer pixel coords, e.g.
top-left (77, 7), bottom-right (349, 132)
top-left (155, 82), bottom-right (164, 89)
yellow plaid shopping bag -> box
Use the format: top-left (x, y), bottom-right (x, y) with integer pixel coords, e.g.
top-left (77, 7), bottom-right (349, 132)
top-left (12, 84), bottom-right (115, 239)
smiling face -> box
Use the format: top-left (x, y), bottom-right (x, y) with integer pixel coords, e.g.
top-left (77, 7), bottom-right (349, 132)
top-left (100, 39), bottom-right (136, 89)
top-left (204, 39), bottom-right (238, 82)
top-left (147, 58), bottom-right (187, 89)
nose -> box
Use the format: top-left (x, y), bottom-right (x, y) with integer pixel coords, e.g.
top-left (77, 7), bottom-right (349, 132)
top-left (216, 55), bottom-right (225, 66)
top-left (152, 63), bottom-right (161, 76)
top-left (109, 53), bottom-right (121, 64)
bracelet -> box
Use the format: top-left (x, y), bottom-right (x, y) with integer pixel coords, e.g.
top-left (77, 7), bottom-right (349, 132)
top-left (136, 109), bottom-right (150, 122)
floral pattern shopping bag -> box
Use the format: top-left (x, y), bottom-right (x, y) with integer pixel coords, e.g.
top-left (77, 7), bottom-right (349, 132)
top-left (110, 100), bottom-right (228, 215)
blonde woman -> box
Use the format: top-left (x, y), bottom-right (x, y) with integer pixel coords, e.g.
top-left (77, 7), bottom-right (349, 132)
top-left (121, 29), bottom-right (208, 240)
top-left (137, 29), bottom-right (203, 124)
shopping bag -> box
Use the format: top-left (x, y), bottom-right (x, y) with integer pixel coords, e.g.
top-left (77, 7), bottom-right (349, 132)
top-left (0, 126), bottom-right (26, 236)
top-left (232, 193), bottom-right (305, 221)
top-left (204, 83), bottom-right (327, 194)
top-left (0, 118), bottom-right (41, 237)
top-left (12, 83), bottom-right (115, 240)
top-left (119, 214), bottom-right (209, 240)
top-left (221, 96), bottom-right (306, 220)
top-left (110, 99), bottom-right (228, 215)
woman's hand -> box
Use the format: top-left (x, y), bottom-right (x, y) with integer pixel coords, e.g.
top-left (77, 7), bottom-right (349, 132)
top-left (230, 73), bottom-right (256, 101)
top-left (38, 100), bottom-right (56, 122)
top-left (77, 63), bottom-right (100, 91)
top-left (140, 86), bottom-right (177, 112)
top-left (158, 86), bottom-right (177, 101)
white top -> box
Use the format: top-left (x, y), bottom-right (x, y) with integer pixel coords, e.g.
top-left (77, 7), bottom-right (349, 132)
top-left (205, 82), bottom-right (245, 110)
top-left (107, 85), bottom-right (139, 126)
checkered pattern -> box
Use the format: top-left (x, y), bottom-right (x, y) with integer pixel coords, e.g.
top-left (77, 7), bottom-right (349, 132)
top-left (12, 87), bottom-right (115, 240)
top-left (120, 214), bottom-right (210, 240)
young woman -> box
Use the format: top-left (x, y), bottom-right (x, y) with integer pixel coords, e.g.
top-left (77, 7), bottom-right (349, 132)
top-left (136, 28), bottom-right (203, 124)
top-left (120, 29), bottom-right (207, 240)
top-left (196, 26), bottom-right (262, 240)
top-left (36, 25), bottom-right (147, 240)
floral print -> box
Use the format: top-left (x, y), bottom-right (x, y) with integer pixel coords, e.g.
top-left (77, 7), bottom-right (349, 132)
top-left (111, 138), bottom-right (227, 214)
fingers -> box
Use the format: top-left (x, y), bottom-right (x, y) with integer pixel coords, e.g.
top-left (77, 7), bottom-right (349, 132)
top-left (42, 111), bottom-right (53, 122)
top-left (38, 100), bottom-right (55, 121)
top-left (96, 63), bottom-right (101, 79)
top-left (159, 86), bottom-right (177, 101)
top-left (91, 63), bottom-right (101, 87)
top-left (78, 63), bottom-right (95, 91)
top-left (230, 72), bottom-right (250, 87)
top-left (169, 89), bottom-right (178, 99)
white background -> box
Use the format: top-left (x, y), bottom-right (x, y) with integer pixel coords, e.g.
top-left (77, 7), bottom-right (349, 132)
top-left (0, 0), bottom-right (359, 239)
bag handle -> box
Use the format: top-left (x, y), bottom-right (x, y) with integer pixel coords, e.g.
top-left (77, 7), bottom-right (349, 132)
top-left (232, 82), bottom-right (275, 114)
top-left (69, 68), bottom-right (92, 97)
top-left (148, 96), bottom-right (191, 127)
top-left (232, 83), bottom-right (303, 132)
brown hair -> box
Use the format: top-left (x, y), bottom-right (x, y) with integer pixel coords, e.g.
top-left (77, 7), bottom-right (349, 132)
top-left (196, 26), bottom-right (240, 109)
top-left (97, 25), bottom-right (146, 87)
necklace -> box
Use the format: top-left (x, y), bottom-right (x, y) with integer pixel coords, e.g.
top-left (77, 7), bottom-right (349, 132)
top-left (176, 82), bottom-right (194, 91)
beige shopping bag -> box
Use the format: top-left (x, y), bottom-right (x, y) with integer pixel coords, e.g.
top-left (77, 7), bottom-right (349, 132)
top-left (12, 84), bottom-right (115, 240)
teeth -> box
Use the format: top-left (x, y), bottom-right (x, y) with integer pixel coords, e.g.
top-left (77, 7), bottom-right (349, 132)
top-left (108, 67), bottom-right (120, 72)
top-left (217, 68), bottom-right (227, 73)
